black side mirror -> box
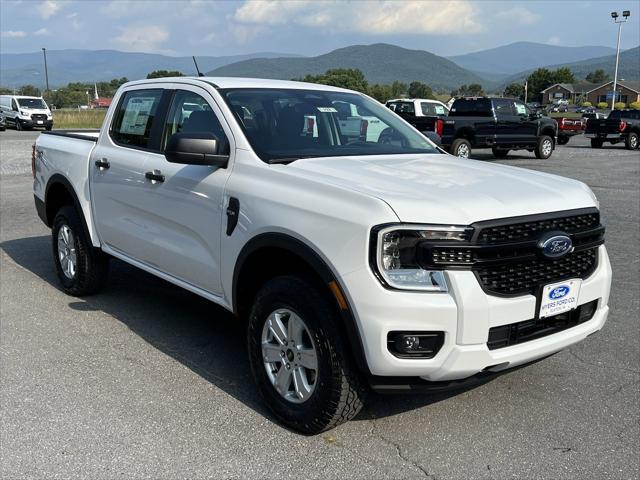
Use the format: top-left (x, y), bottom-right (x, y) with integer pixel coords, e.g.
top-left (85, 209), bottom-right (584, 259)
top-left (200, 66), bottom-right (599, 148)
top-left (165, 132), bottom-right (229, 167)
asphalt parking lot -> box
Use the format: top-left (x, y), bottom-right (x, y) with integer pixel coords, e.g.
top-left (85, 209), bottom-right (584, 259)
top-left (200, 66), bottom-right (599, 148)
top-left (1, 129), bottom-right (638, 479)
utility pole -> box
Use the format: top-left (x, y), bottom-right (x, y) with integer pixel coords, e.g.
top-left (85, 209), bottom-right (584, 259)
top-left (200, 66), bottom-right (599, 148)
top-left (42, 47), bottom-right (50, 94)
top-left (610, 10), bottom-right (630, 111)
top-left (524, 80), bottom-right (528, 104)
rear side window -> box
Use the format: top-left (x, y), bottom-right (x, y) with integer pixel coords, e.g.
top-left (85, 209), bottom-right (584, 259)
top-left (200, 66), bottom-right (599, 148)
top-left (387, 101), bottom-right (415, 114)
top-left (421, 102), bottom-right (447, 116)
top-left (111, 89), bottom-right (163, 149)
top-left (449, 98), bottom-right (493, 117)
top-left (494, 99), bottom-right (515, 117)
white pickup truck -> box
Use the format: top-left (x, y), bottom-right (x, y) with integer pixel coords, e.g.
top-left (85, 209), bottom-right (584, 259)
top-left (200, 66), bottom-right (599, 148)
top-left (33, 77), bottom-right (612, 434)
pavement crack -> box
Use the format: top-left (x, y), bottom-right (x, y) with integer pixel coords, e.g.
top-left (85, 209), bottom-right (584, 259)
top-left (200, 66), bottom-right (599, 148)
top-left (369, 419), bottom-right (436, 479)
top-left (568, 350), bottom-right (640, 375)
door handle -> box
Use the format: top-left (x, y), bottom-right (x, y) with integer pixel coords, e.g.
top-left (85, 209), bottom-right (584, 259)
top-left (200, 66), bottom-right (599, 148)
top-left (94, 158), bottom-right (110, 170)
top-left (145, 169), bottom-right (165, 183)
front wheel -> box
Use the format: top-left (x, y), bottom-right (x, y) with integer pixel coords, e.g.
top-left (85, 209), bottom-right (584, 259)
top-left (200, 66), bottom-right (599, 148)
top-left (15, 119), bottom-right (22, 131)
top-left (557, 136), bottom-right (570, 145)
top-left (247, 275), bottom-right (367, 434)
top-left (450, 138), bottom-right (472, 158)
top-left (625, 132), bottom-right (638, 150)
top-left (535, 135), bottom-right (554, 159)
top-left (52, 206), bottom-right (109, 296)
top-left (590, 138), bottom-right (604, 148)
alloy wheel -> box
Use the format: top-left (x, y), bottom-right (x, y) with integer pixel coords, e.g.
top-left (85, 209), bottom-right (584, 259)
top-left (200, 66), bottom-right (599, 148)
top-left (57, 224), bottom-right (77, 279)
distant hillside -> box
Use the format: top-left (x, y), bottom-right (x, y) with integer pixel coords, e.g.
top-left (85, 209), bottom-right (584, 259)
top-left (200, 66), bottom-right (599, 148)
top-left (208, 43), bottom-right (489, 90)
top-left (0, 49), bottom-right (301, 88)
top-left (502, 46), bottom-right (640, 85)
top-left (449, 42), bottom-right (616, 76)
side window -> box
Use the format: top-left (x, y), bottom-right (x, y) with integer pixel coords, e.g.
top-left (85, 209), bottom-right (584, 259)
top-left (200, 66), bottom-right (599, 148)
top-left (514, 102), bottom-right (528, 116)
top-left (161, 90), bottom-right (228, 151)
top-left (11, 99), bottom-right (18, 111)
top-left (111, 89), bottom-right (163, 149)
top-left (421, 102), bottom-right (434, 115)
top-left (494, 99), bottom-right (515, 117)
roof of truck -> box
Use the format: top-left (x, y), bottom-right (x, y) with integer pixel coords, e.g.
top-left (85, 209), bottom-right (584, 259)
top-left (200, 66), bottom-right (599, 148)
top-left (126, 76), bottom-right (354, 93)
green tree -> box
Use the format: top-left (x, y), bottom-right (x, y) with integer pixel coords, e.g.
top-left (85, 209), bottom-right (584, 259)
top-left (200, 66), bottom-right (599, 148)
top-left (390, 81), bottom-right (407, 98)
top-left (407, 81), bottom-right (433, 99)
top-left (554, 67), bottom-right (575, 84)
top-left (504, 82), bottom-right (525, 99)
top-left (367, 83), bottom-right (393, 103)
top-left (146, 70), bottom-right (184, 79)
top-left (467, 83), bottom-right (484, 96)
top-left (0, 86), bottom-right (13, 95)
top-left (17, 85), bottom-right (41, 96)
top-left (585, 69), bottom-right (610, 84)
top-left (526, 67), bottom-right (575, 101)
top-left (302, 68), bottom-right (368, 93)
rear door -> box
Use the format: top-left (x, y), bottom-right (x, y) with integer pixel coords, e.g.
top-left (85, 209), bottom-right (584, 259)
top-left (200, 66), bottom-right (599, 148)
top-left (493, 99), bottom-right (516, 146)
top-left (90, 86), bottom-right (167, 263)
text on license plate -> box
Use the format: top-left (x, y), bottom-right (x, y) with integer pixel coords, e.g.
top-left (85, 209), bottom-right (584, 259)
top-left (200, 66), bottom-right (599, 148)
top-left (539, 279), bottom-right (582, 318)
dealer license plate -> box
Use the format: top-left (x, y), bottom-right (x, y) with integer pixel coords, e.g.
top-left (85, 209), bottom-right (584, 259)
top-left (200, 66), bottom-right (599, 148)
top-left (539, 279), bottom-right (582, 318)
top-left (37, 121), bottom-right (43, 124)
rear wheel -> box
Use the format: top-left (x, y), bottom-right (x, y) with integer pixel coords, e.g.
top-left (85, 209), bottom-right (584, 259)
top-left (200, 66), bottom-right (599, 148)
top-left (625, 132), bottom-right (638, 150)
top-left (247, 275), bottom-right (367, 434)
top-left (590, 138), bottom-right (604, 148)
top-left (557, 136), bottom-right (570, 145)
top-left (52, 206), bottom-right (109, 296)
top-left (450, 138), bottom-right (472, 158)
top-left (491, 147), bottom-right (510, 158)
top-left (535, 135), bottom-right (554, 159)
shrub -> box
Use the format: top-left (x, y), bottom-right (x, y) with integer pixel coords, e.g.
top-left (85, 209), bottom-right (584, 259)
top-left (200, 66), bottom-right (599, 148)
top-left (614, 102), bottom-right (627, 110)
top-left (597, 102), bottom-right (608, 110)
top-left (629, 101), bottom-right (640, 109)
top-left (581, 101), bottom-right (592, 107)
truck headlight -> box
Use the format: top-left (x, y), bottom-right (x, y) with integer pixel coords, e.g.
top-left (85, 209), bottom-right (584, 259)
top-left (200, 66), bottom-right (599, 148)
top-left (372, 225), bottom-right (471, 292)
top-left (20, 110), bottom-right (29, 116)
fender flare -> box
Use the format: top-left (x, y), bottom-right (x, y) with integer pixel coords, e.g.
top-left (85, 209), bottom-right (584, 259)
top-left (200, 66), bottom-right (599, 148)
top-left (233, 232), bottom-right (370, 374)
top-left (44, 174), bottom-right (93, 244)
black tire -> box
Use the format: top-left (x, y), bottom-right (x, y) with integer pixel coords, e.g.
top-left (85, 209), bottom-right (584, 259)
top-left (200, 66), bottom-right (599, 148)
top-left (535, 135), bottom-right (554, 159)
top-left (590, 138), bottom-right (604, 148)
top-left (450, 138), bottom-right (472, 158)
top-left (557, 136), bottom-right (570, 145)
top-left (625, 132), bottom-right (639, 150)
top-left (15, 119), bottom-right (22, 131)
top-left (45, 125), bottom-right (53, 131)
top-left (52, 206), bottom-right (109, 296)
top-left (247, 275), bottom-right (367, 434)
top-left (491, 147), bottom-right (510, 158)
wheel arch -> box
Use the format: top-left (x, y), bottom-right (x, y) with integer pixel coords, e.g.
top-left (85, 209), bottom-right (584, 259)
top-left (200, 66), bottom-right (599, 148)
top-left (233, 232), bottom-right (370, 374)
top-left (44, 174), bottom-right (92, 245)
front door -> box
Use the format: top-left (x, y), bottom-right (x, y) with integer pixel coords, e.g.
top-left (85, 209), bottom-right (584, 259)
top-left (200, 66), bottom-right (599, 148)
top-left (130, 85), bottom-right (233, 295)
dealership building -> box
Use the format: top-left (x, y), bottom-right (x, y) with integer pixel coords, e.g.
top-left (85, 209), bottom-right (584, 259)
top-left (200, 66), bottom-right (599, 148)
top-left (541, 80), bottom-right (640, 105)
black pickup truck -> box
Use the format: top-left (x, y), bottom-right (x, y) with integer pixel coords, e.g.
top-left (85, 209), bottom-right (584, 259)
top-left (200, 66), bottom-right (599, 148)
top-left (441, 97), bottom-right (558, 159)
top-left (585, 109), bottom-right (640, 149)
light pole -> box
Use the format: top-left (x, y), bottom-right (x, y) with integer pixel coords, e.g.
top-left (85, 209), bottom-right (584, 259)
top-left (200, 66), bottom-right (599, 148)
top-left (610, 10), bottom-right (630, 111)
top-left (42, 47), bottom-right (50, 94)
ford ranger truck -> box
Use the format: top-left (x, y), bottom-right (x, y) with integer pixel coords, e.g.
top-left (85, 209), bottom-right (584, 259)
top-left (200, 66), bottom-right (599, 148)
top-left (32, 78), bottom-right (612, 434)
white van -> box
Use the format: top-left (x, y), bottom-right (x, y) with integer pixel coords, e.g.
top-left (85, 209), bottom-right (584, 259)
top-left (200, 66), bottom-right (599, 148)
top-left (0, 95), bottom-right (53, 131)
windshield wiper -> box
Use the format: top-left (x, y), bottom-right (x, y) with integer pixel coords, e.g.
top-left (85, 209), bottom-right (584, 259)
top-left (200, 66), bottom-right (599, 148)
top-left (267, 155), bottom-right (319, 165)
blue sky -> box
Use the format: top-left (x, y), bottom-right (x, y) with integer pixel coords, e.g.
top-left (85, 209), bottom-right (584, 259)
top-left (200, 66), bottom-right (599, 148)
top-left (1, 0), bottom-right (639, 57)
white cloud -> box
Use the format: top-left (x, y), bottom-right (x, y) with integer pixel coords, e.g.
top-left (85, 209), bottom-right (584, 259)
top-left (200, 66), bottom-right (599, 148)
top-left (547, 36), bottom-right (561, 45)
top-left (112, 25), bottom-right (170, 53)
top-left (1, 30), bottom-right (27, 38)
top-left (38, 0), bottom-right (61, 19)
top-left (34, 28), bottom-right (51, 36)
top-left (233, 0), bottom-right (483, 35)
top-left (495, 6), bottom-right (540, 25)
top-left (67, 12), bottom-right (82, 30)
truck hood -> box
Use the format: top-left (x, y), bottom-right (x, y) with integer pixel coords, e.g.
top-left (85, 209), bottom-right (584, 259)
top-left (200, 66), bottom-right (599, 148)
top-left (288, 153), bottom-right (597, 224)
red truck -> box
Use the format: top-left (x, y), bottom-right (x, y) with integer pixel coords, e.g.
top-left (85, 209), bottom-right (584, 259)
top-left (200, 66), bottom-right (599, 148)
top-left (556, 117), bottom-right (585, 145)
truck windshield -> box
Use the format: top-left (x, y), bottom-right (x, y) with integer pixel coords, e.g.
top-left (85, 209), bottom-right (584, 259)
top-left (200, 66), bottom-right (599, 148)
top-left (17, 98), bottom-right (47, 109)
top-left (220, 88), bottom-right (437, 163)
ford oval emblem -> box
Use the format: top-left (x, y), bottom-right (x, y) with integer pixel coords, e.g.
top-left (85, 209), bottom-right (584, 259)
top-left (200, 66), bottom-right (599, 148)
top-left (549, 285), bottom-right (570, 300)
top-left (538, 233), bottom-right (573, 259)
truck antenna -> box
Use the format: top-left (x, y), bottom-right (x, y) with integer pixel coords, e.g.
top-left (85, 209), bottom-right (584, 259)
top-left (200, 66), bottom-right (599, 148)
top-left (192, 56), bottom-right (204, 77)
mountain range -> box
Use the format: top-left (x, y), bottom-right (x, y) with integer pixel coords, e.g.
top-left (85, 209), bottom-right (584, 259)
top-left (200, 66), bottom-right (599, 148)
top-left (1, 42), bottom-right (638, 92)
top-left (448, 42), bottom-right (617, 75)
top-left (0, 49), bottom-right (300, 88)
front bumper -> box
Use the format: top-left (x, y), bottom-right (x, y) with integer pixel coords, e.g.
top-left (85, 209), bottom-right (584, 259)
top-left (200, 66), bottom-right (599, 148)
top-left (18, 118), bottom-right (53, 129)
top-left (340, 245), bottom-right (612, 382)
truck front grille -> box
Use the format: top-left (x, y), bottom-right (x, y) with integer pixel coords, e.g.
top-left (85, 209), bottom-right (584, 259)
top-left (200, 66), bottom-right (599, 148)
top-left (31, 114), bottom-right (47, 121)
top-left (418, 209), bottom-right (604, 297)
